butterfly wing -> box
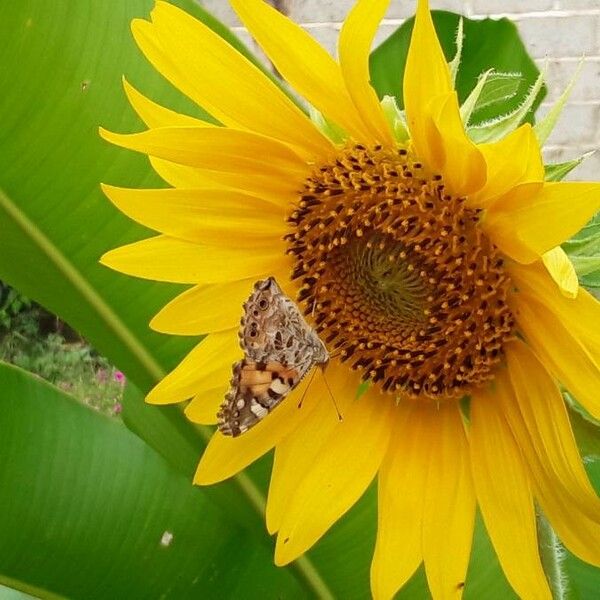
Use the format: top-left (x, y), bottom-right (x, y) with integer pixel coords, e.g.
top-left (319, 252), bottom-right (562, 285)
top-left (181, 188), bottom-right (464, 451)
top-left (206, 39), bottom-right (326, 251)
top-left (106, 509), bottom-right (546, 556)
top-left (240, 278), bottom-right (327, 365)
top-left (218, 278), bottom-right (328, 437)
top-left (217, 358), bottom-right (312, 437)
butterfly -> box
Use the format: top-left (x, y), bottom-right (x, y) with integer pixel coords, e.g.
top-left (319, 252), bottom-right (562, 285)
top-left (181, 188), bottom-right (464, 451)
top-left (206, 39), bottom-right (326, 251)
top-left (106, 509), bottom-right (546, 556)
top-left (217, 277), bottom-right (329, 437)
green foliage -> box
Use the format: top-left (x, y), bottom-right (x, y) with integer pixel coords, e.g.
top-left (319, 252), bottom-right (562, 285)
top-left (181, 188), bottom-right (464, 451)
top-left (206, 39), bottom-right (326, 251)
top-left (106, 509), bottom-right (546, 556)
top-left (566, 394), bottom-right (600, 460)
top-left (369, 10), bottom-right (545, 125)
top-left (0, 1), bottom-right (338, 597)
top-left (0, 283), bottom-right (31, 329)
top-left (0, 362), bottom-right (306, 600)
top-left (0, 310), bottom-right (123, 415)
top-left (545, 153), bottom-right (594, 183)
top-left (563, 213), bottom-right (600, 288)
top-left (471, 72), bottom-right (523, 117)
top-left (0, 1), bottom-right (597, 598)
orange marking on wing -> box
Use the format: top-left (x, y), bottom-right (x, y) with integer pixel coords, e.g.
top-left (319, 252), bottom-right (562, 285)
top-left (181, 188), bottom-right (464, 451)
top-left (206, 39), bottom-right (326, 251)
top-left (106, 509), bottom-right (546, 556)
top-left (240, 369), bottom-right (272, 385)
top-left (242, 382), bottom-right (271, 396)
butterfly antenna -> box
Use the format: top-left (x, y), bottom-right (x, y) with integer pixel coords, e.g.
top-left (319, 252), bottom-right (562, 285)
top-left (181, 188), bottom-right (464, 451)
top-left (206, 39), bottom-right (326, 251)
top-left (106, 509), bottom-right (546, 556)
top-left (328, 348), bottom-right (342, 360)
top-left (297, 366), bottom-right (318, 410)
top-left (320, 368), bottom-right (343, 422)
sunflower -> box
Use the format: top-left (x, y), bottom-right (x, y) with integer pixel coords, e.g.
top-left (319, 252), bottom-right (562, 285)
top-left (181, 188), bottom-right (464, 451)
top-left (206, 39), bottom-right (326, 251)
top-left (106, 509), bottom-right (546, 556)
top-left (100, 0), bottom-right (600, 597)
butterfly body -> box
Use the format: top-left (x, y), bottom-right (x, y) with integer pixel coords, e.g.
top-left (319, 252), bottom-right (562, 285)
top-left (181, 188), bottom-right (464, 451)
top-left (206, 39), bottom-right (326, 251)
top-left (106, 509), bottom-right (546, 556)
top-left (218, 277), bottom-right (328, 437)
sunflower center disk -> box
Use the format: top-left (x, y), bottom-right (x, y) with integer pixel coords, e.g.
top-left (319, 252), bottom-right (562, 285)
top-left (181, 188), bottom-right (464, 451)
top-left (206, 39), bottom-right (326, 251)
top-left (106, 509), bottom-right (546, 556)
top-left (286, 144), bottom-right (515, 399)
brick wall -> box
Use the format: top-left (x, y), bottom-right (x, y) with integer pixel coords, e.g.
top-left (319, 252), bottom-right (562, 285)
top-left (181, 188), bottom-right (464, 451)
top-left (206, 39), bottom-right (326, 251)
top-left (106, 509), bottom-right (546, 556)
top-left (199, 0), bottom-right (600, 181)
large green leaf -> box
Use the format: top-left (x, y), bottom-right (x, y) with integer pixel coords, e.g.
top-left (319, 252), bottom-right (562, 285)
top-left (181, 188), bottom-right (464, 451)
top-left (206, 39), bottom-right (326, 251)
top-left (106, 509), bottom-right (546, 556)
top-left (0, 362), bottom-right (309, 599)
top-left (0, 1), bottom-right (330, 596)
top-left (0, 0), bottom-right (291, 394)
top-left (1, 0), bottom-right (197, 393)
top-left (0, 1), bottom-right (597, 597)
top-left (369, 11), bottom-right (545, 124)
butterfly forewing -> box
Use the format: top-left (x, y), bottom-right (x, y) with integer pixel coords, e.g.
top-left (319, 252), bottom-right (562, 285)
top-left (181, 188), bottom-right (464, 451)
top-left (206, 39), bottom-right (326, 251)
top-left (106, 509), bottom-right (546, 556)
top-left (217, 277), bottom-right (328, 437)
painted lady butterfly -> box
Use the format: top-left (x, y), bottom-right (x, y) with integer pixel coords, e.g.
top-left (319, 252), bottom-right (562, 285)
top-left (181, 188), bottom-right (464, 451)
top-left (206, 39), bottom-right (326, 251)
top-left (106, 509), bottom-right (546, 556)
top-left (218, 277), bottom-right (329, 436)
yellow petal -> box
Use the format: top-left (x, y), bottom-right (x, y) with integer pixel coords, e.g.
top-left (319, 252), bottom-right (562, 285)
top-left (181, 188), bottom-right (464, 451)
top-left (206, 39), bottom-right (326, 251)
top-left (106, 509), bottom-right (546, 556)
top-left (504, 340), bottom-right (600, 524)
top-left (149, 157), bottom-right (300, 205)
top-left (266, 365), bottom-right (362, 534)
top-left (469, 124), bottom-right (544, 209)
top-left (194, 373), bottom-right (320, 485)
top-left (151, 272), bottom-right (288, 336)
top-left (470, 381), bottom-right (551, 600)
top-left (338, 0), bottom-right (394, 145)
top-left (422, 402), bottom-right (475, 600)
top-left (101, 235), bottom-right (290, 284)
top-left (151, 280), bottom-right (248, 335)
top-left (371, 401), bottom-right (426, 600)
top-left (567, 291), bottom-right (600, 365)
top-left (146, 331), bottom-right (239, 405)
top-left (511, 295), bottom-right (600, 419)
top-left (497, 351), bottom-right (600, 565)
top-left (429, 92), bottom-right (487, 197)
top-left (541, 246), bottom-right (578, 299)
top-left (485, 182), bottom-right (600, 262)
top-left (99, 126), bottom-right (310, 180)
top-left (134, 3), bottom-right (332, 160)
top-left (185, 386), bottom-right (227, 425)
top-left (101, 185), bottom-right (287, 245)
top-left (122, 78), bottom-right (209, 128)
top-left (480, 182), bottom-right (544, 263)
top-left (534, 475), bottom-right (600, 567)
top-left (404, 0), bottom-right (452, 160)
top-left (275, 388), bottom-right (394, 565)
top-left (230, 0), bottom-right (371, 142)
top-left (509, 260), bottom-right (599, 358)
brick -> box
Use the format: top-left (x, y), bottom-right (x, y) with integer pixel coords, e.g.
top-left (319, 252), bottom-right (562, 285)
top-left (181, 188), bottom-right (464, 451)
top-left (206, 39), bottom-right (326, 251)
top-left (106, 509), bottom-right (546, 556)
top-left (298, 23), bottom-right (408, 59)
top-left (473, 0), bottom-right (555, 13)
top-left (555, 1), bottom-right (600, 9)
top-left (231, 28), bottom-right (272, 68)
top-left (288, 0), bottom-right (471, 23)
top-left (387, 0), bottom-right (471, 19)
top-left (569, 150), bottom-right (600, 182)
top-left (538, 102), bottom-right (600, 146)
top-left (287, 0), bottom-right (353, 23)
top-left (538, 59), bottom-right (600, 103)
top-left (516, 15), bottom-right (598, 58)
top-left (373, 23), bottom-right (406, 50)
top-left (198, 0), bottom-right (241, 27)
top-left (301, 25), bottom-right (340, 57)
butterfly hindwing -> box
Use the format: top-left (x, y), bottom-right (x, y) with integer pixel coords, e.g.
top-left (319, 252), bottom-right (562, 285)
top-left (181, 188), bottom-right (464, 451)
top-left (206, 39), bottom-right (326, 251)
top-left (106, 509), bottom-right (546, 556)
top-left (218, 278), bottom-right (328, 437)
top-left (217, 359), bottom-right (308, 437)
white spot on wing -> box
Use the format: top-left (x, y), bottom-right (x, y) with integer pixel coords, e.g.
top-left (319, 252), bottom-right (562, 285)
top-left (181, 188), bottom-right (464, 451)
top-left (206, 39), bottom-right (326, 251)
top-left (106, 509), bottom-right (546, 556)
top-left (271, 379), bottom-right (290, 394)
top-left (250, 402), bottom-right (268, 418)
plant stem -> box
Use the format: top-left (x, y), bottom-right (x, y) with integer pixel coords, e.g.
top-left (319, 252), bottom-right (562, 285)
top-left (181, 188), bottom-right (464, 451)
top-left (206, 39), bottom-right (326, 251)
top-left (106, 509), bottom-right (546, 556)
top-left (536, 509), bottom-right (567, 600)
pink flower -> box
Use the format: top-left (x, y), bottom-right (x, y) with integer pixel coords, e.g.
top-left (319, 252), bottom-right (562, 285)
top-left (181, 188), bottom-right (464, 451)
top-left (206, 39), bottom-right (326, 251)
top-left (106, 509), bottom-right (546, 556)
top-left (114, 371), bottom-right (125, 384)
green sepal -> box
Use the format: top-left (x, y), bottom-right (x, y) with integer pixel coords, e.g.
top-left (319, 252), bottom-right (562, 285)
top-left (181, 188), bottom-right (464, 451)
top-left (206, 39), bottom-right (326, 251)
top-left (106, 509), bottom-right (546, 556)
top-left (564, 391), bottom-right (600, 459)
top-left (461, 70), bottom-right (522, 126)
top-left (468, 69), bottom-right (545, 143)
top-left (449, 18), bottom-right (464, 87)
top-left (309, 107), bottom-right (348, 144)
top-left (535, 59), bottom-right (584, 146)
top-left (356, 380), bottom-right (370, 400)
top-left (380, 96), bottom-right (409, 142)
top-left (370, 11), bottom-right (545, 126)
top-left (563, 211), bottom-right (600, 288)
top-left (545, 151), bottom-right (595, 182)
